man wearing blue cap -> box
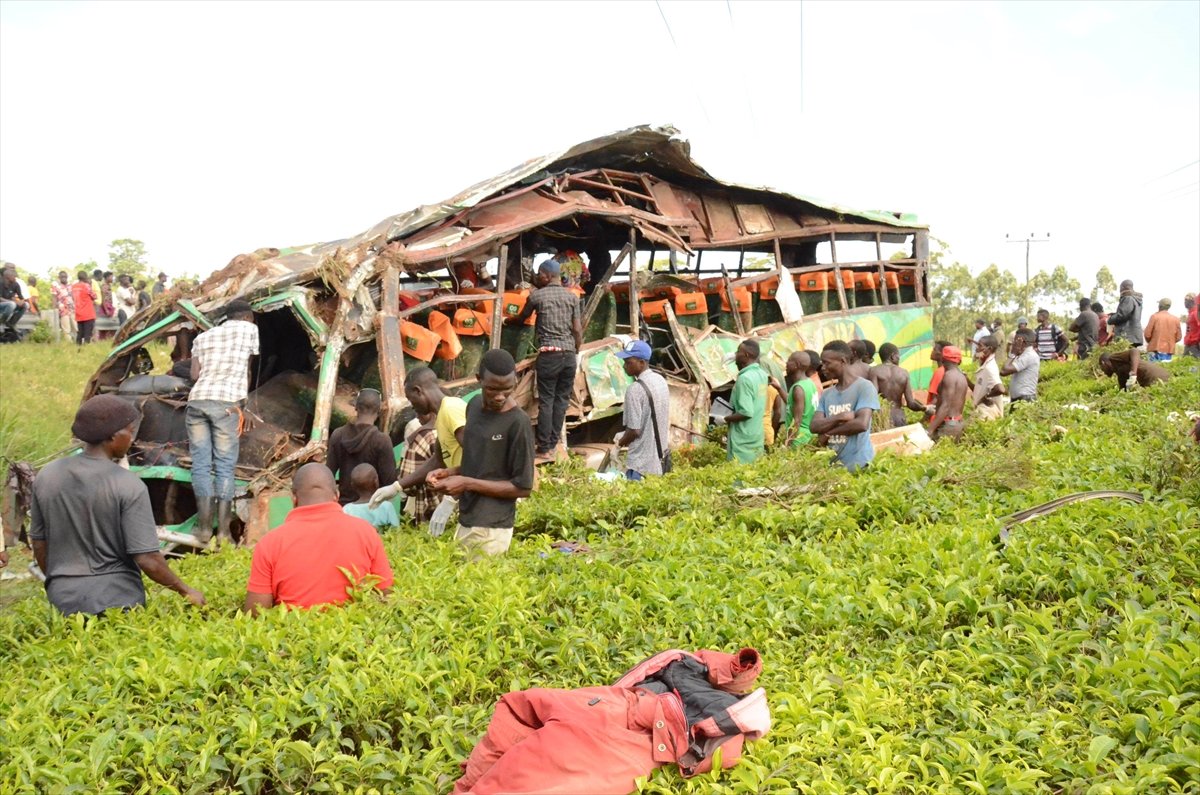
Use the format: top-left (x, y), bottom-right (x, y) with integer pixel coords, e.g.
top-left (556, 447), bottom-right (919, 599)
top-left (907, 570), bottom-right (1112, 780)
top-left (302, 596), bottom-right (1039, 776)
top-left (507, 258), bottom-right (583, 460)
top-left (614, 339), bottom-right (672, 480)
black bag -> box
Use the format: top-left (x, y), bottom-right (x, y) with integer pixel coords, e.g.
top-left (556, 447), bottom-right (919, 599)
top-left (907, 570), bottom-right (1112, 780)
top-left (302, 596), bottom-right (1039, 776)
top-left (635, 380), bottom-right (672, 474)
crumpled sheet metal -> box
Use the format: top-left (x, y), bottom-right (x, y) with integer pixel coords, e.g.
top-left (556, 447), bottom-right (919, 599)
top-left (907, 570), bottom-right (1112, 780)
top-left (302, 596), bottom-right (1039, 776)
top-left (176, 125), bottom-right (925, 307)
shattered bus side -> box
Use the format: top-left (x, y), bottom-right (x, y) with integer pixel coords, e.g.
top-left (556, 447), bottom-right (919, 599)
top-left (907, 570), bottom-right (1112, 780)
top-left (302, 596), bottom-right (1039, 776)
top-left (3, 125), bottom-right (932, 551)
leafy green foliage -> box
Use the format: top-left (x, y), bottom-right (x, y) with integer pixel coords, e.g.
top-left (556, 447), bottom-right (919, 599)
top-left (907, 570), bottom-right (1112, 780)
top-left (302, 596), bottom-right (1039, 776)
top-left (926, 242), bottom-right (1102, 342)
top-left (1, 360), bottom-right (1198, 793)
top-left (108, 238), bottom-right (152, 281)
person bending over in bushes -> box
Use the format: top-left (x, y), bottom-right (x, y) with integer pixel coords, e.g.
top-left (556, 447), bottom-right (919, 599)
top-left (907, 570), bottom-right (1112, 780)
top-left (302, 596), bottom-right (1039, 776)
top-left (427, 349), bottom-right (534, 559)
top-left (1098, 349), bottom-right (1170, 391)
top-left (244, 463), bottom-right (394, 614)
top-left (30, 395), bottom-right (206, 616)
top-left (811, 340), bottom-right (879, 471)
top-left (343, 464), bottom-right (399, 531)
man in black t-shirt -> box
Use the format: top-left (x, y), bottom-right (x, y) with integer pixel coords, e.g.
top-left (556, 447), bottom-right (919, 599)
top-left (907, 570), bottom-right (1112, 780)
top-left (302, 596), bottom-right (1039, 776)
top-left (428, 349), bottom-right (534, 558)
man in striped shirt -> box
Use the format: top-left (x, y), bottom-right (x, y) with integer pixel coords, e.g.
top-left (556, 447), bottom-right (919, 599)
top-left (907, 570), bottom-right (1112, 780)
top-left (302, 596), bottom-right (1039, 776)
top-left (1033, 309), bottom-right (1066, 361)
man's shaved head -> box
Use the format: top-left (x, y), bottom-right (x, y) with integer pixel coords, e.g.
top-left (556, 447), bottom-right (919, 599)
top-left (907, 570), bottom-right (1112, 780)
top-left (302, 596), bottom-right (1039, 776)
top-left (878, 342), bottom-right (899, 363)
top-left (292, 462), bottom-right (338, 507)
top-left (355, 388), bottom-right (382, 414)
top-left (404, 366), bottom-right (444, 415)
top-left (786, 350), bottom-right (809, 377)
top-left (405, 366), bottom-right (439, 389)
top-left (350, 463), bottom-right (380, 496)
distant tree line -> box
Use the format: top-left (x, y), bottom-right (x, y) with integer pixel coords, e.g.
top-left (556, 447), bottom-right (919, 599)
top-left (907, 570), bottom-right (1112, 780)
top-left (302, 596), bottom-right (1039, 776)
top-left (5, 239), bottom-right (198, 288)
top-left (922, 242), bottom-right (1119, 343)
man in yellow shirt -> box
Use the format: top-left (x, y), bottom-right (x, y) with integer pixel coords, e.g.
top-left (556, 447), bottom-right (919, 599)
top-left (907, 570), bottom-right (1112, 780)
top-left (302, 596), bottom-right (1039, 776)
top-left (370, 366), bottom-right (467, 509)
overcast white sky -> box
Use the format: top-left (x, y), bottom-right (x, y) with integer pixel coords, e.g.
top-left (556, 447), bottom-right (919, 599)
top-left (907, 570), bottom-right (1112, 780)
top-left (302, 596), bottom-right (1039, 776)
top-left (2, 0), bottom-right (1197, 314)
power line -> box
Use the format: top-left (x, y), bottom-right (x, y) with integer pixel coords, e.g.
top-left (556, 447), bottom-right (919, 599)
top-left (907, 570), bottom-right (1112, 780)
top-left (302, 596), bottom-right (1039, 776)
top-left (797, 0), bottom-right (804, 114)
top-left (655, 0), bottom-right (679, 49)
top-left (725, 0), bottom-right (757, 126)
top-left (654, 0), bottom-right (711, 123)
top-left (1162, 187), bottom-right (1199, 201)
top-left (1142, 159), bottom-right (1199, 186)
top-left (1005, 233), bottom-right (1051, 318)
top-left (1157, 179), bottom-right (1200, 197)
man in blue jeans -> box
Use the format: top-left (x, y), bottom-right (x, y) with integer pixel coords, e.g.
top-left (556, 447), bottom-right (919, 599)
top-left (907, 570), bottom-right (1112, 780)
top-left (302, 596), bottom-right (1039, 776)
top-left (187, 299), bottom-right (259, 547)
top-left (506, 258), bottom-right (583, 460)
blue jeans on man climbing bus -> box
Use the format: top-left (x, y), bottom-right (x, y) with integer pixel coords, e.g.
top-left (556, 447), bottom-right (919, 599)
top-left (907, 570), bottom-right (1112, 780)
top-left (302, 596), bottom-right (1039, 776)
top-left (186, 400), bottom-right (241, 501)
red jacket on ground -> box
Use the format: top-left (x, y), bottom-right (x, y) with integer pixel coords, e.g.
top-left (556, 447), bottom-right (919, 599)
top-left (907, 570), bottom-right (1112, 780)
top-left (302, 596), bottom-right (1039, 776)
top-left (454, 648), bottom-right (769, 795)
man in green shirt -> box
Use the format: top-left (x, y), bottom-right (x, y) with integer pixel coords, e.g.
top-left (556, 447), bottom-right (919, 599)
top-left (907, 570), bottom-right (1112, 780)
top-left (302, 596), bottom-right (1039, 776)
top-left (723, 339), bottom-right (768, 464)
top-left (785, 350), bottom-right (819, 446)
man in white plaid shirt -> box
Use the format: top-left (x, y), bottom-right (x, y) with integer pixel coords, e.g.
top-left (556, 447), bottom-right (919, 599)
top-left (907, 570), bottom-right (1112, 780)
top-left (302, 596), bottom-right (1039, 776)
top-left (187, 299), bottom-right (259, 547)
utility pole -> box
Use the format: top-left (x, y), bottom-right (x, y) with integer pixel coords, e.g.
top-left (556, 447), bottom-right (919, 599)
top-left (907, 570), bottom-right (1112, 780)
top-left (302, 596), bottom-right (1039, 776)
top-left (1005, 233), bottom-right (1051, 318)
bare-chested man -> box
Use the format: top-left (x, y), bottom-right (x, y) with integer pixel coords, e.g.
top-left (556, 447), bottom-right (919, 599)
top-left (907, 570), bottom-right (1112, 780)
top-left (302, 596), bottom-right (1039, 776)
top-left (928, 345), bottom-right (968, 442)
top-left (869, 343), bottom-right (926, 427)
top-left (847, 339), bottom-right (872, 380)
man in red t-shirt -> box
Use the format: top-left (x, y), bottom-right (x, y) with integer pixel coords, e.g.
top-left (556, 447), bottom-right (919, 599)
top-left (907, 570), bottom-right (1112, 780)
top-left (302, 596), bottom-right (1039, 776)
top-left (243, 463), bottom-right (394, 614)
top-left (1184, 292), bottom-right (1199, 358)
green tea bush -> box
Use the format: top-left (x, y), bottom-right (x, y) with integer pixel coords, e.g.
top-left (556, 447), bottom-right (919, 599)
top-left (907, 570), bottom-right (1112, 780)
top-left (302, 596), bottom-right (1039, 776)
top-left (1, 360), bottom-right (1198, 794)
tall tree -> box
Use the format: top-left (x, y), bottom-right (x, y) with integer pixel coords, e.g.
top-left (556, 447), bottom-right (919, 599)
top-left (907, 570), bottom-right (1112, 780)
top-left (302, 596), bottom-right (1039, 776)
top-left (107, 239), bottom-right (150, 281)
top-left (925, 242), bottom-right (1083, 341)
top-left (1091, 265), bottom-right (1118, 308)
top-left (1027, 265), bottom-right (1082, 321)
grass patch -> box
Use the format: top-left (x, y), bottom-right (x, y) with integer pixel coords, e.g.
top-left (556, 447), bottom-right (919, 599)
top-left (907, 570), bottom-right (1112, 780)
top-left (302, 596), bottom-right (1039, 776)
top-left (0, 340), bottom-right (171, 464)
top-left (1, 353), bottom-right (1198, 793)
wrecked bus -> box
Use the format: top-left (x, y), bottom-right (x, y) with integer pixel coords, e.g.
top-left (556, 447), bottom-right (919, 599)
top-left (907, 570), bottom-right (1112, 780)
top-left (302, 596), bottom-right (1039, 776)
top-left (6, 125), bottom-right (933, 549)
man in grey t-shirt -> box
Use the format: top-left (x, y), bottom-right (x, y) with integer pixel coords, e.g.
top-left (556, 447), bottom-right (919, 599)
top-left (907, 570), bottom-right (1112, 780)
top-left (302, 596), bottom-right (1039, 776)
top-left (614, 340), bottom-right (671, 480)
top-left (1000, 328), bottom-right (1040, 404)
top-left (30, 395), bottom-right (205, 616)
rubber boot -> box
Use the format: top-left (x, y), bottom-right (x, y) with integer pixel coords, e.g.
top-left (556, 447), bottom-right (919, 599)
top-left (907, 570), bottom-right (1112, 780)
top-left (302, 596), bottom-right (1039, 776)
top-left (194, 496), bottom-right (215, 545)
top-left (216, 500), bottom-right (235, 549)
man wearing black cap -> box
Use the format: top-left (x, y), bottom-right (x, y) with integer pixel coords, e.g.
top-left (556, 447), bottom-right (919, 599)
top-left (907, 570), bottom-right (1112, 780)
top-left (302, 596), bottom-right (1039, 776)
top-left (506, 257), bottom-right (583, 460)
top-left (187, 299), bottom-right (259, 547)
top-left (29, 395), bottom-right (205, 615)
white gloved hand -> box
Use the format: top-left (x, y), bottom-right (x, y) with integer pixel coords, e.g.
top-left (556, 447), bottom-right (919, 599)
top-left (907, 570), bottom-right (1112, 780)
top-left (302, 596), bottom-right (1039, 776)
top-left (369, 481), bottom-right (401, 509)
top-left (613, 430), bottom-right (626, 447)
top-left (711, 414), bottom-right (727, 426)
top-left (428, 496), bottom-right (456, 538)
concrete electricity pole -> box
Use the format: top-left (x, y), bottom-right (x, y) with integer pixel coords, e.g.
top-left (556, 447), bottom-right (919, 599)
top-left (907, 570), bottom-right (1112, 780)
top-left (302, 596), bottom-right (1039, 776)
top-left (1005, 233), bottom-right (1051, 318)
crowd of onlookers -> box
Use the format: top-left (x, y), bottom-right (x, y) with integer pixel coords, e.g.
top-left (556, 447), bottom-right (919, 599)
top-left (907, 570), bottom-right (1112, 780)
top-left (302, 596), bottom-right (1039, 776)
top-left (5, 269), bottom-right (1196, 620)
top-left (0, 265), bottom-right (171, 343)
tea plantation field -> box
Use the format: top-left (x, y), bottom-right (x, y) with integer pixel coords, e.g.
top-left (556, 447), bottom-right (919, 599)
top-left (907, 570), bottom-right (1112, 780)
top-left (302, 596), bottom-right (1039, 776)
top-left (2, 359), bottom-right (1198, 794)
